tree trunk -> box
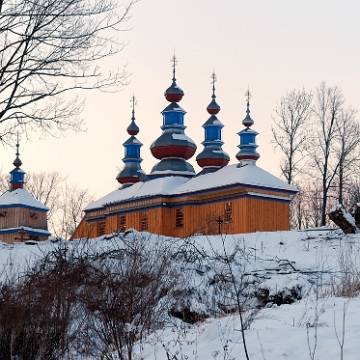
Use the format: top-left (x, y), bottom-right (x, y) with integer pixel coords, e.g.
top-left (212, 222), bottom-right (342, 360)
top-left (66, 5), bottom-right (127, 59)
top-left (328, 206), bottom-right (357, 234)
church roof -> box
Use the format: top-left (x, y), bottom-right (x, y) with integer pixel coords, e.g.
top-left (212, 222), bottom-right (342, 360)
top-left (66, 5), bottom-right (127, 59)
top-left (85, 164), bottom-right (297, 211)
top-left (0, 188), bottom-right (49, 211)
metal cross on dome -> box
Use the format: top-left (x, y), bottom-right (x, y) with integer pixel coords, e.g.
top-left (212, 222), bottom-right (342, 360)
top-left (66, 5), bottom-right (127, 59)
top-left (211, 72), bottom-right (217, 96)
top-left (130, 95), bottom-right (137, 110)
top-left (171, 54), bottom-right (178, 81)
top-left (16, 133), bottom-right (20, 156)
top-left (245, 88), bottom-right (252, 103)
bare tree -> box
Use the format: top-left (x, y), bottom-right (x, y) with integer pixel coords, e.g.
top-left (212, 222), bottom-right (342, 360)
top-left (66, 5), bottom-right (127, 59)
top-left (0, 168), bottom-right (8, 193)
top-left (308, 82), bottom-right (344, 226)
top-left (0, 0), bottom-right (136, 144)
top-left (271, 89), bottom-right (312, 184)
top-left (333, 108), bottom-right (360, 206)
top-left (25, 171), bottom-right (64, 222)
top-left (52, 183), bottom-right (94, 239)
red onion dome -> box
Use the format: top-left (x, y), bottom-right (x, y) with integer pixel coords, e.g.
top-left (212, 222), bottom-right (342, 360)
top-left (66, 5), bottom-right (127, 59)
top-left (127, 119), bottom-right (139, 135)
top-left (164, 82), bottom-right (184, 102)
top-left (196, 147), bottom-right (230, 168)
top-left (206, 98), bottom-right (220, 115)
top-left (13, 156), bottom-right (22, 168)
top-left (150, 132), bottom-right (196, 160)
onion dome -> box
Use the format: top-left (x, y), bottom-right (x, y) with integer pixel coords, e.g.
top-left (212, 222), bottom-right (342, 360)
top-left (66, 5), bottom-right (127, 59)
top-left (126, 110), bottom-right (139, 135)
top-left (236, 89), bottom-right (260, 165)
top-left (10, 141), bottom-right (26, 190)
top-left (150, 57), bottom-right (196, 177)
top-left (196, 73), bottom-right (230, 172)
top-left (116, 96), bottom-right (146, 187)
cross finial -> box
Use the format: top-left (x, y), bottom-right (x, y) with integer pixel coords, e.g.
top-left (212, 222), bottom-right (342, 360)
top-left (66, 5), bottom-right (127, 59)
top-left (171, 55), bottom-right (178, 82)
top-left (245, 88), bottom-right (251, 104)
top-left (245, 87), bottom-right (251, 115)
top-left (130, 95), bottom-right (137, 119)
top-left (211, 72), bottom-right (217, 98)
top-left (16, 132), bottom-right (20, 157)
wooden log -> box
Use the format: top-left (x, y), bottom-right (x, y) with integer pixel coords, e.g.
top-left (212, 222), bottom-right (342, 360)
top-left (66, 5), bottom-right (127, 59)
top-left (328, 205), bottom-right (358, 234)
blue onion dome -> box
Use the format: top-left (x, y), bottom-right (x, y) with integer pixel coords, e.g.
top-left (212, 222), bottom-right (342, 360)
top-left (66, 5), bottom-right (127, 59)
top-left (164, 55), bottom-right (184, 103)
top-left (236, 89), bottom-right (260, 164)
top-left (116, 96), bottom-right (145, 187)
top-left (196, 73), bottom-right (230, 170)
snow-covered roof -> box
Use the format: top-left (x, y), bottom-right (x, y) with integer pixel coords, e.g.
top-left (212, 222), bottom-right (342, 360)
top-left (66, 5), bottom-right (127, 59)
top-left (0, 188), bottom-right (49, 211)
top-left (86, 176), bottom-right (189, 211)
top-left (175, 164), bottom-right (297, 194)
top-left (86, 164), bottom-right (297, 211)
top-left (0, 226), bottom-right (51, 236)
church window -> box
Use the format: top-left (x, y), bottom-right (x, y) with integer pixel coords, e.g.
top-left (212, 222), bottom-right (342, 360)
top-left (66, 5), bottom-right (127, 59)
top-left (224, 202), bottom-right (232, 223)
top-left (118, 214), bottom-right (126, 232)
top-left (98, 220), bottom-right (106, 236)
top-left (176, 208), bottom-right (184, 228)
top-left (141, 212), bottom-right (148, 231)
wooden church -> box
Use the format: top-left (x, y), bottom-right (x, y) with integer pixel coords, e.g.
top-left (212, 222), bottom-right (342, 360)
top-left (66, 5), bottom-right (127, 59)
top-left (72, 61), bottom-right (298, 239)
top-left (0, 144), bottom-right (50, 244)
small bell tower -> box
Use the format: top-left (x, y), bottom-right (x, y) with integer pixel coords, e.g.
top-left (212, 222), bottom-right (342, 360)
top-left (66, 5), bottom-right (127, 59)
top-left (0, 141), bottom-right (50, 244)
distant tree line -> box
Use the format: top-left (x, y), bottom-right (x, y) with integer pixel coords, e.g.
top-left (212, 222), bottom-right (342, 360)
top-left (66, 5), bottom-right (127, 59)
top-left (271, 82), bottom-right (360, 229)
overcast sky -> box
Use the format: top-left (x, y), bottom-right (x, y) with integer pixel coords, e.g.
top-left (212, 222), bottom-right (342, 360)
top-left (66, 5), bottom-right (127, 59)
top-left (1, 0), bottom-right (359, 198)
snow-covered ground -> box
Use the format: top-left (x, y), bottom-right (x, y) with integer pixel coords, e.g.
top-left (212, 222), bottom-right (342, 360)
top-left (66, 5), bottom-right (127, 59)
top-left (1, 228), bottom-right (360, 359)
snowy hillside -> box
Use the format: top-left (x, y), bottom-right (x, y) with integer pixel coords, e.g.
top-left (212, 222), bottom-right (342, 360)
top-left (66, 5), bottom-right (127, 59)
top-left (1, 228), bottom-right (359, 359)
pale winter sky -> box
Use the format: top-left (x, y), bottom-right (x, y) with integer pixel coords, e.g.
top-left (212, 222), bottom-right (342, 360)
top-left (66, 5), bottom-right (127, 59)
top-left (1, 0), bottom-right (359, 199)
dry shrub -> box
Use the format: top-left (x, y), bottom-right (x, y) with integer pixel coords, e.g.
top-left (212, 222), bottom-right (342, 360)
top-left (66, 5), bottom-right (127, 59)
top-left (331, 241), bottom-right (360, 298)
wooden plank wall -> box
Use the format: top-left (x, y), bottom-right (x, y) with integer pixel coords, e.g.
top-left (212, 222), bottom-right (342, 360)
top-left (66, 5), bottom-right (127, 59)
top-left (0, 208), bottom-right (47, 230)
top-left (74, 197), bottom-right (290, 239)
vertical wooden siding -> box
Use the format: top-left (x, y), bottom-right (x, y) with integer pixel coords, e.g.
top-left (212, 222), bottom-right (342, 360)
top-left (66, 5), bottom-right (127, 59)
top-left (73, 194), bottom-right (291, 239)
top-left (0, 208), bottom-right (47, 230)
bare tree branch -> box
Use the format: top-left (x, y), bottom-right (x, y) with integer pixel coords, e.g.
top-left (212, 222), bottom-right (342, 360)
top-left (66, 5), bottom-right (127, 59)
top-left (271, 88), bottom-right (312, 184)
top-left (0, 0), bottom-right (137, 144)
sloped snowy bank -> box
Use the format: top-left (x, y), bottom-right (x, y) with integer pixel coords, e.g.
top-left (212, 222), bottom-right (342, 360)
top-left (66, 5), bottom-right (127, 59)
top-left (1, 228), bottom-right (360, 359)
